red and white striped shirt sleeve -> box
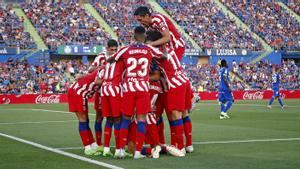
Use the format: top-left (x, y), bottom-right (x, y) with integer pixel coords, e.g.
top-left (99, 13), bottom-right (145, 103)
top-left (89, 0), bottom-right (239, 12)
top-left (151, 15), bottom-right (168, 32)
top-left (113, 46), bottom-right (129, 61)
top-left (147, 45), bottom-right (163, 59)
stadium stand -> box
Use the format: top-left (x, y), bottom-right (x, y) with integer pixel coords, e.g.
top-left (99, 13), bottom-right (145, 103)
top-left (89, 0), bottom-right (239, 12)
top-left (93, 0), bottom-right (194, 48)
top-left (22, 1), bottom-right (110, 50)
top-left (0, 5), bottom-right (36, 49)
top-left (184, 59), bottom-right (299, 92)
top-left (222, 0), bottom-right (300, 50)
top-left (0, 59), bottom-right (88, 94)
top-left (158, 0), bottom-right (263, 50)
top-left (281, 0), bottom-right (300, 15)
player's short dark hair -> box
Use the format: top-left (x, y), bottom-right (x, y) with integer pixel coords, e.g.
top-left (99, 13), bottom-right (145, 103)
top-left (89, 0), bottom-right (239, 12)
top-left (107, 39), bottom-right (118, 47)
top-left (221, 59), bottom-right (228, 68)
top-left (134, 6), bottom-right (151, 16)
top-left (134, 26), bottom-right (146, 35)
top-left (146, 30), bottom-right (162, 42)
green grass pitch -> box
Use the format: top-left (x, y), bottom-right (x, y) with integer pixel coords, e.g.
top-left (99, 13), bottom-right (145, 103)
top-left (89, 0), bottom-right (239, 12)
top-left (0, 99), bottom-right (300, 169)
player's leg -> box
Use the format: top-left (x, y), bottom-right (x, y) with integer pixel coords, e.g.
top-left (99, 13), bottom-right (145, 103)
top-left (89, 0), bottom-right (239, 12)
top-left (94, 109), bottom-right (104, 154)
top-left (183, 82), bottom-right (193, 153)
top-left (219, 91), bottom-right (230, 119)
top-left (276, 92), bottom-right (285, 109)
top-left (103, 117), bottom-right (113, 157)
top-left (133, 92), bottom-right (151, 159)
top-left (94, 92), bottom-right (103, 149)
top-left (119, 93), bottom-right (135, 158)
top-left (224, 91), bottom-right (233, 113)
top-left (101, 96), bottom-right (113, 156)
top-left (268, 91), bottom-right (276, 109)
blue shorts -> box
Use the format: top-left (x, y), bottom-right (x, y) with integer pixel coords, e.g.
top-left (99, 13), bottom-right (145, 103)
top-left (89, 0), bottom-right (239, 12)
top-left (272, 90), bottom-right (281, 97)
top-left (218, 90), bottom-right (233, 103)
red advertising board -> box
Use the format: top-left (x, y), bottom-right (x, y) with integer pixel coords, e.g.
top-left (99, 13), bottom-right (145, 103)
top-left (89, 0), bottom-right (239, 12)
top-left (0, 90), bottom-right (299, 104)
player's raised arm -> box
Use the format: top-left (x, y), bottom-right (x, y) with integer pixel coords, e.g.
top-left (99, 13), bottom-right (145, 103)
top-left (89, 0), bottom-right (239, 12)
top-left (107, 46), bottom-right (129, 63)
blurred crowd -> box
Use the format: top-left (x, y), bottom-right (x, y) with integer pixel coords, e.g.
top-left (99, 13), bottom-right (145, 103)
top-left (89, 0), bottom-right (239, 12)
top-left (23, 1), bottom-right (110, 50)
top-left (0, 5), bottom-right (36, 49)
top-left (158, 0), bottom-right (263, 51)
top-left (93, 0), bottom-right (194, 48)
top-left (1, 58), bottom-right (299, 94)
top-left (222, 0), bottom-right (300, 50)
top-left (0, 58), bottom-right (89, 94)
top-left (281, 0), bottom-right (300, 15)
top-left (183, 59), bottom-right (300, 92)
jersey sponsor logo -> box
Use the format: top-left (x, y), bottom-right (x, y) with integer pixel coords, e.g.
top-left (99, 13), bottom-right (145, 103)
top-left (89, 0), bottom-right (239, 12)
top-left (243, 91), bottom-right (264, 100)
top-left (35, 95), bottom-right (61, 104)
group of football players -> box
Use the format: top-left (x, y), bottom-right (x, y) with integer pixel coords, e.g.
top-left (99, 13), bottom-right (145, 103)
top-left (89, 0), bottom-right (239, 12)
top-left (67, 6), bottom-right (196, 159)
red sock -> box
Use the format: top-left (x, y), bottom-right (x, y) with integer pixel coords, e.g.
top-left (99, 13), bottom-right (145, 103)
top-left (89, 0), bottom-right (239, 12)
top-left (174, 124), bottom-right (184, 150)
top-left (170, 124), bottom-right (176, 146)
top-left (158, 120), bottom-right (165, 144)
top-left (119, 118), bottom-right (131, 149)
top-left (79, 130), bottom-right (91, 146)
top-left (136, 121), bottom-right (146, 151)
top-left (94, 122), bottom-right (102, 146)
top-left (146, 124), bottom-right (159, 145)
top-left (87, 130), bottom-right (95, 145)
top-left (95, 131), bottom-right (102, 146)
top-left (183, 116), bottom-right (192, 146)
top-left (104, 125), bottom-right (112, 147)
top-left (114, 120), bottom-right (121, 149)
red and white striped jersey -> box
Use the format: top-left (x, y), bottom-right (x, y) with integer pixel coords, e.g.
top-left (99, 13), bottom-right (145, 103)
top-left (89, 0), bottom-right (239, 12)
top-left (92, 52), bottom-right (107, 67)
top-left (113, 44), bottom-right (164, 93)
top-left (69, 68), bottom-right (104, 98)
top-left (156, 47), bottom-right (189, 89)
top-left (149, 14), bottom-right (185, 50)
top-left (100, 58), bottom-right (125, 97)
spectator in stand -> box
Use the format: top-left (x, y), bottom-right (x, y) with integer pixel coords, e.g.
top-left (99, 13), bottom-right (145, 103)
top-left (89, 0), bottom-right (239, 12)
top-left (158, 0), bottom-right (262, 50)
top-left (222, 0), bottom-right (300, 50)
top-left (0, 5), bottom-right (36, 49)
top-left (23, 1), bottom-right (110, 50)
top-left (93, 0), bottom-right (193, 48)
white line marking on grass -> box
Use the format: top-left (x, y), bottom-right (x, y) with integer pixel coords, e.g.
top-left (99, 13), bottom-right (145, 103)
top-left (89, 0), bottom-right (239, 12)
top-left (56, 137), bottom-right (300, 150)
top-left (0, 132), bottom-right (123, 169)
top-left (193, 137), bottom-right (300, 145)
top-left (0, 120), bottom-right (78, 125)
top-left (56, 146), bottom-right (83, 150)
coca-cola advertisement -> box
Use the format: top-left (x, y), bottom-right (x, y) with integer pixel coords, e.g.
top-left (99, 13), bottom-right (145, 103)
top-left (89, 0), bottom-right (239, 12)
top-left (0, 94), bottom-right (68, 104)
top-left (0, 90), bottom-right (300, 104)
top-left (199, 90), bottom-right (300, 100)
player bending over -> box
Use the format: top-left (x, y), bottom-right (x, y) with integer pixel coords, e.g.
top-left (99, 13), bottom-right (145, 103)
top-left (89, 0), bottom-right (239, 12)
top-left (268, 66), bottom-right (285, 109)
top-left (67, 67), bottom-right (105, 155)
top-left (218, 59), bottom-right (234, 119)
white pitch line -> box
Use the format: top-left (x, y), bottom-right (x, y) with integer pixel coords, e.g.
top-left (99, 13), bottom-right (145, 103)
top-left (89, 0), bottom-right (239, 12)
top-left (0, 120), bottom-right (78, 125)
top-left (0, 132), bottom-right (123, 169)
top-left (193, 137), bottom-right (300, 145)
top-left (55, 137), bottom-right (300, 150)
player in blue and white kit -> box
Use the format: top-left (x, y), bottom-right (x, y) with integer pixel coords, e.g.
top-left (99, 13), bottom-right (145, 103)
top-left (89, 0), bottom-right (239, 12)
top-left (218, 59), bottom-right (234, 119)
top-left (267, 67), bottom-right (285, 109)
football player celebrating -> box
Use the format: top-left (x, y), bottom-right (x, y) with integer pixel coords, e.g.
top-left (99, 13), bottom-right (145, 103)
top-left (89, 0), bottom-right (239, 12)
top-left (110, 26), bottom-right (165, 159)
top-left (88, 39), bottom-right (118, 153)
top-left (134, 6), bottom-right (185, 61)
top-left (67, 67), bottom-right (105, 155)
